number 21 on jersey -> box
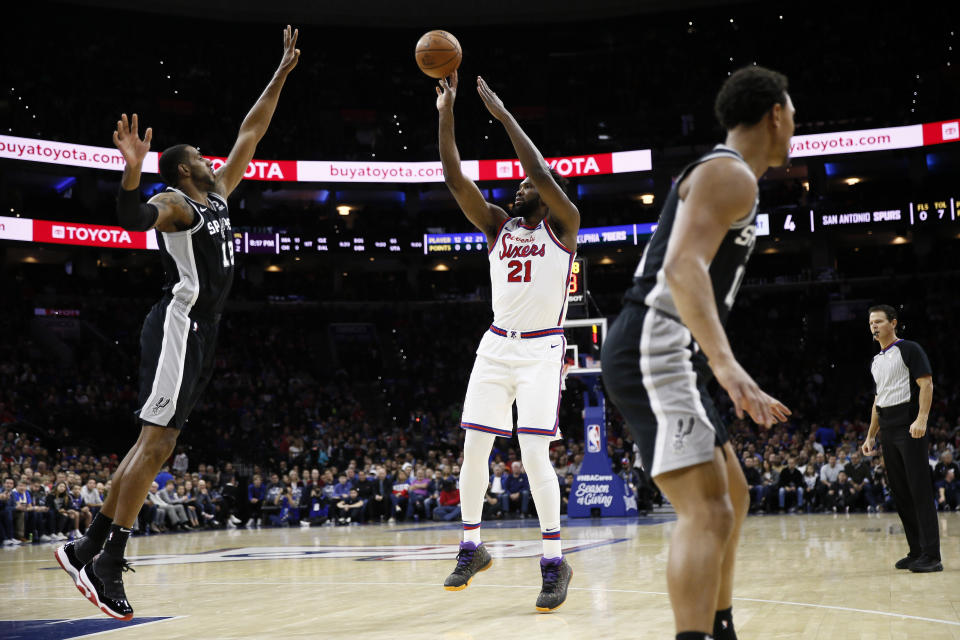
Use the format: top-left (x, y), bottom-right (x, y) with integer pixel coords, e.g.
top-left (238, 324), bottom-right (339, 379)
top-left (507, 260), bottom-right (531, 283)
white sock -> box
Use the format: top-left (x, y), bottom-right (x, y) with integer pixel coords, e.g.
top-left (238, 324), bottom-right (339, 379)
top-left (460, 429), bottom-right (497, 545)
top-left (463, 523), bottom-right (482, 545)
top-left (519, 434), bottom-right (562, 559)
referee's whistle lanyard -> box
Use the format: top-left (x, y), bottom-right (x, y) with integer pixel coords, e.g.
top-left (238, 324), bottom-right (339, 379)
top-left (879, 338), bottom-right (903, 353)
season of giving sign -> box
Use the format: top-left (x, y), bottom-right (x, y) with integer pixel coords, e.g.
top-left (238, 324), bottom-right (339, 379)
top-left (567, 376), bottom-right (638, 518)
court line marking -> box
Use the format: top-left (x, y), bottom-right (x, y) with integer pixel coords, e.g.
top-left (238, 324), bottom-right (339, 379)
top-left (5, 597), bottom-right (99, 601)
top-left (69, 616), bottom-right (187, 638)
top-left (44, 615), bottom-right (102, 624)
top-left (0, 616), bottom-right (186, 637)
top-left (126, 580), bottom-right (960, 628)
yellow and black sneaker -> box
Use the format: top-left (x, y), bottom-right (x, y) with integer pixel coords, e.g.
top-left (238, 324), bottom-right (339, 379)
top-left (535, 556), bottom-right (573, 612)
top-left (443, 541), bottom-right (492, 591)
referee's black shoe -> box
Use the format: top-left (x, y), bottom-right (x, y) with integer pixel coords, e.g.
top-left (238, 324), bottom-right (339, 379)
top-left (78, 553), bottom-right (135, 620)
top-left (443, 541), bottom-right (493, 591)
top-left (535, 556), bottom-right (573, 612)
top-left (909, 556), bottom-right (943, 573)
top-left (894, 554), bottom-right (920, 570)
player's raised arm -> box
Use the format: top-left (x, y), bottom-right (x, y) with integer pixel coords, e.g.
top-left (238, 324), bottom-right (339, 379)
top-left (476, 76), bottom-right (580, 239)
top-left (437, 71), bottom-right (508, 242)
top-left (113, 113), bottom-right (193, 233)
top-left (664, 158), bottom-right (789, 428)
top-left (214, 25), bottom-right (301, 198)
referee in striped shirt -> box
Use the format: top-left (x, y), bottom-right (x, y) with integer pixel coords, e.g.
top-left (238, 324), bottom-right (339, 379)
top-left (861, 305), bottom-right (942, 573)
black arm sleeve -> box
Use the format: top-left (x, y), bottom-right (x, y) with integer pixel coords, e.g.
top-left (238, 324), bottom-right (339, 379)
top-left (116, 187), bottom-right (159, 231)
top-left (900, 341), bottom-right (933, 379)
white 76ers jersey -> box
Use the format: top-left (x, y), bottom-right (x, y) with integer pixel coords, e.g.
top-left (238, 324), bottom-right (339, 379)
top-left (488, 217), bottom-right (575, 330)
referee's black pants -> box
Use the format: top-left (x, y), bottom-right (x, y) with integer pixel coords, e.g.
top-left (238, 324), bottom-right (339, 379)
top-left (881, 426), bottom-right (940, 560)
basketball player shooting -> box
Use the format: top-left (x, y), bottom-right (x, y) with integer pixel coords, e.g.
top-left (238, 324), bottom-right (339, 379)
top-left (601, 66), bottom-right (793, 640)
top-left (54, 26), bottom-right (300, 620)
top-left (436, 71), bottom-right (579, 612)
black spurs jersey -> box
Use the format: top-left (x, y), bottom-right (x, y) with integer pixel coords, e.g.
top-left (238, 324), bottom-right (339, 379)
top-left (624, 145), bottom-right (758, 325)
top-left (155, 187), bottom-right (235, 319)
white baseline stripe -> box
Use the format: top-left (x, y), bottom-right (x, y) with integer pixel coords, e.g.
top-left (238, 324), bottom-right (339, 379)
top-left (127, 581), bottom-right (960, 628)
top-left (70, 615), bottom-right (188, 638)
top-left (166, 237), bottom-right (200, 416)
top-left (139, 300), bottom-right (175, 419)
top-left (680, 324), bottom-right (716, 433)
top-left (639, 308), bottom-right (670, 477)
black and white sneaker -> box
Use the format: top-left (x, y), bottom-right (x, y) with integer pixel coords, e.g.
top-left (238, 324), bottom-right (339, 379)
top-left (78, 554), bottom-right (135, 620)
top-left (535, 556), bottom-right (573, 612)
top-left (443, 542), bottom-right (493, 591)
top-left (54, 541), bottom-right (90, 598)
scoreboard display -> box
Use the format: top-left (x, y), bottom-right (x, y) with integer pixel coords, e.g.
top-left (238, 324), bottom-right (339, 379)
top-left (568, 258), bottom-right (587, 309)
top-left (2, 197), bottom-right (956, 253)
top-left (910, 198), bottom-right (955, 225)
top-left (234, 232), bottom-right (417, 254)
top-left (756, 198), bottom-right (954, 235)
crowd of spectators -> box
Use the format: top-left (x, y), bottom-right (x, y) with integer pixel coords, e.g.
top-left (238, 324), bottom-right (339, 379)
top-left (733, 429), bottom-right (960, 515)
top-left (1, 420), bottom-right (600, 545)
top-left (3, 264), bottom-right (960, 545)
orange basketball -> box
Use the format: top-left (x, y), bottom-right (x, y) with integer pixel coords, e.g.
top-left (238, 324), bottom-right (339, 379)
top-left (415, 30), bottom-right (462, 79)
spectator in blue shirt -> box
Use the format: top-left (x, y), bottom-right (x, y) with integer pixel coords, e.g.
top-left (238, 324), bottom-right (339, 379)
top-left (11, 479), bottom-right (38, 542)
top-left (814, 423), bottom-right (837, 451)
top-left (2, 478), bottom-right (19, 545)
top-left (247, 474), bottom-right (266, 527)
top-left (344, 468), bottom-right (358, 491)
top-left (332, 474), bottom-right (353, 499)
top-left (155, 465), bottom-right (174, 490)
top-left (503, 461), bottom-right (531, 518)
top-left (406, 468), bottom-right (433, 520)
top-left (936, 469), bottom-right (959, 512)
top-left (316, 448), bottom-right (329, 468)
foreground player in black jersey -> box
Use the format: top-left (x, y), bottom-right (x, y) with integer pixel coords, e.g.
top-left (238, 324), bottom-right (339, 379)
top-left (55, 26), bottom-right (300, 620)
top-left (602, 66), bottom-right (794, 640)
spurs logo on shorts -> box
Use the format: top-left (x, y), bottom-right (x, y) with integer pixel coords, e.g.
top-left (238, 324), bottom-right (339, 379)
top-left (152, 397), bottom-right (171, 415)
top-left (672, 416), bottom-right (696, 453)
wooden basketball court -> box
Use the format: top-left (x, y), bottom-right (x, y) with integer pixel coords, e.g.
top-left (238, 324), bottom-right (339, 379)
top-left (2, 512), bottom-right (958, 639)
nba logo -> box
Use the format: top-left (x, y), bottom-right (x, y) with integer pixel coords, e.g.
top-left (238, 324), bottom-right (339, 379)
top-left (943, 122), bottom-right (959, 141)
top-left (52, 225), bottom-right (65, 239)
top-left (587, 424), bottom-right (601, 453)
top-left (496, 161), bottom-right (513, 178)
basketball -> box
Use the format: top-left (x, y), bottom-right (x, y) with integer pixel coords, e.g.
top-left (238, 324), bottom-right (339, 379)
top-left (415, 29), bottom-right (462, 79)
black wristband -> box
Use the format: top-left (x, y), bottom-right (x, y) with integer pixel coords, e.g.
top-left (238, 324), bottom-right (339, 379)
top-left (116, 187), bottom-right (159, 231)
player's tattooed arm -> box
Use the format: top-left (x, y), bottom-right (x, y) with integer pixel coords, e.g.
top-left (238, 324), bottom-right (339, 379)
top-left (437, 70), bottom-right (509, 242)
top-left (215, 25), bottom-right (301, 198)
top-left (476, 76), bottom-right (579, 249)
top-left (146, 192), bottom-right (196, 232)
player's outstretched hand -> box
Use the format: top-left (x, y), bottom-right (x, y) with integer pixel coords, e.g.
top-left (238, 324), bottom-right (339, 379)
top-left (713, 358), bottom-right (790, 428)
top-left (112, 113), bottom-right (152, 166)
top-left (278, 25), bottom-right (300, 75)
top-left (476, 76), bottom-right (509, 121)
top-left (436, 70), bottom-right (458, 112)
